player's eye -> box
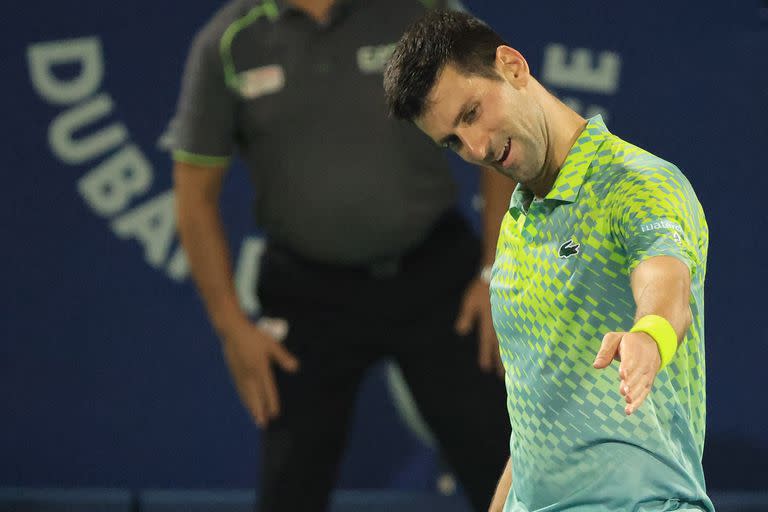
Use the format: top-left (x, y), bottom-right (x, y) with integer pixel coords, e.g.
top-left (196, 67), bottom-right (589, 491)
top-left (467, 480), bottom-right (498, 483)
top-left (442, 135), bottom-right (462, 151)
top-left (463, 105), bottom-right (479, 124)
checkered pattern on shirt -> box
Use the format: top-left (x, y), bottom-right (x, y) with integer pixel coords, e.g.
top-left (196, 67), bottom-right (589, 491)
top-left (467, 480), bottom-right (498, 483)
top-left (492, 116), bottom-right (711, 511)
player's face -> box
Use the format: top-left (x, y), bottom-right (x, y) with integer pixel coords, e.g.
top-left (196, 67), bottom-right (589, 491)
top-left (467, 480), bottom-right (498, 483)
top-left (415, 58), bottom-right (547, 185)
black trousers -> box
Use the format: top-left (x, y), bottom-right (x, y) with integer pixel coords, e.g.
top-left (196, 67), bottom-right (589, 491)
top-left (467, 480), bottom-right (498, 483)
top-left (256, 211), bottom-right (510, 512)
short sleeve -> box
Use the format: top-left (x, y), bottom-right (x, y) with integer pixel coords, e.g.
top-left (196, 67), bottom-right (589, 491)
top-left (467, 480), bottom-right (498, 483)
top-left (424, 0), bottom-right (467, 11)
top-left (445, 0), bottom-right (468, 10)
top-left (169, 26), bottom-right (237, 167)
top-left (609, 166), bottom-right (706, 276)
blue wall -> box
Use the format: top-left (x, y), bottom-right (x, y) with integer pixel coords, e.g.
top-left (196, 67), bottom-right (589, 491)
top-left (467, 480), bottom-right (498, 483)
top-left (3, 0), bottom-right (766, 492)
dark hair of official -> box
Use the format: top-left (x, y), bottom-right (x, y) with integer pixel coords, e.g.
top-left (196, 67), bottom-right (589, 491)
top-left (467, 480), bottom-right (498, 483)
top-left (383, 10), bottom-right (506, 121)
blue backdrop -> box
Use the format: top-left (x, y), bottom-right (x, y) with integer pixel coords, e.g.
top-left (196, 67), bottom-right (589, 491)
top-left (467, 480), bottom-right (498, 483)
top-left (3, 0), bottom-right (767, 493)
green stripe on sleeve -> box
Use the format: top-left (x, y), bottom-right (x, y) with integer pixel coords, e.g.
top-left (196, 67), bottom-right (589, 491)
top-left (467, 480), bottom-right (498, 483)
top-left (220, 0), bottom-right (279, 91)
top-left (173, 150), bottom-right (231, 167)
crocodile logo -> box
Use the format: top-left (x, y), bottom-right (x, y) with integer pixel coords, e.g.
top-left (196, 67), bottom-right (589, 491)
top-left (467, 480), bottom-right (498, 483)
top-left (558, 238), bottom-right (580, 259)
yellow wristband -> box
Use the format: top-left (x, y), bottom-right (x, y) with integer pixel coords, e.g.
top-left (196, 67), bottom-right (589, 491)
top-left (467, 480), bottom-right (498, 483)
top-left (629, 315), bottom-right (678, 370)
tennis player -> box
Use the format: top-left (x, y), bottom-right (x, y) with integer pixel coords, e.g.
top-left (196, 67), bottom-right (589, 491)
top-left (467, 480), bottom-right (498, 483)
top-left (385, 10), bottom-right (714, 512)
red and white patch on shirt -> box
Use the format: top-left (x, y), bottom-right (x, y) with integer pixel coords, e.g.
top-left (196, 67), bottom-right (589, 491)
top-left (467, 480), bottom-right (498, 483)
top-left (238, 65), bottom-right (285, 99)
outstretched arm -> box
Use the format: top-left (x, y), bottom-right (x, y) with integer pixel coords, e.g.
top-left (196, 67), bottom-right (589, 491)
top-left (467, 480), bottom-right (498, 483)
top-left (593, 255), bottom-right (692, 415)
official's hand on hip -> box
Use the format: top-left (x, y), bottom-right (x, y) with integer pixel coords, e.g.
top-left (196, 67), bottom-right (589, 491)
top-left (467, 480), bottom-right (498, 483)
top-left (221, 320), bottom-right (300, 427)
top-left (456, 277), bottom-right (504, 378)
top-left (593, 331), bottom-right (661, 415)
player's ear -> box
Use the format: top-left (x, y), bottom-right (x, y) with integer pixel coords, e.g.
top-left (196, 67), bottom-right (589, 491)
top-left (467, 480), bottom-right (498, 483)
top-left (495, 45), bottom-right (529, 88)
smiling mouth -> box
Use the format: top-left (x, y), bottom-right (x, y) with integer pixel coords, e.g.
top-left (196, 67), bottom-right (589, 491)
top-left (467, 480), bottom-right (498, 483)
top-left (496, 138), bottom-right (511, 165)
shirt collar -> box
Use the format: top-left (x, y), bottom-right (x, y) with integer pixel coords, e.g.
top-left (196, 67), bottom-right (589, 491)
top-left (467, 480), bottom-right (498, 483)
top-left (509, 115), bottom-right (610, 217)
top-left (509, 186), bottom-right (533, 219)
top-left (272, 0), bottom-right (353, 21)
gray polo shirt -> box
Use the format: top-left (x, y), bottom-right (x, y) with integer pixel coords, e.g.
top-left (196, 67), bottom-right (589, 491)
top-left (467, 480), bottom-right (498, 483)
top-left (172, 0), bottom-right (461, 264)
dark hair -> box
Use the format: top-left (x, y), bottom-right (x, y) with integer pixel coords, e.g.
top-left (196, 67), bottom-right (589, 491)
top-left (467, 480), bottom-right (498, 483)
top-left (384, 10), bottom-right (506, 121)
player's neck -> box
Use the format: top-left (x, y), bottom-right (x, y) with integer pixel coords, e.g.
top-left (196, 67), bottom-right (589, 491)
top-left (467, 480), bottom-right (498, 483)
top-left (287, 0), bottom-right (336, 23)
top-left (531, 85), bottom-right (587, 198)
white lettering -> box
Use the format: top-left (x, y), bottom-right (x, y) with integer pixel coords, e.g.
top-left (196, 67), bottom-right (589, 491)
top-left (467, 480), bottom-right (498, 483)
top-left (584, 105), bottom-right (610, 122)
top-left (27, 37), bottom-right (104, 105)
top-left (357, 43), bottom-right (397, 74)
top-left (111, 190), bottom-right (175, 268)
top-left (542, 44), bottom-right (621, 94)
top-left (640, 220), bottom-right (683, 233)
top-left (166, 237), bottom-right (265, 308)
top-left (166, 246), bottom-right (189, 281)
top-left (235, 237), bottom-right (266, 315)
top-left (77, 144), bottom-right (153, 216)
top-left (49, 93), bottom-right (128, 164)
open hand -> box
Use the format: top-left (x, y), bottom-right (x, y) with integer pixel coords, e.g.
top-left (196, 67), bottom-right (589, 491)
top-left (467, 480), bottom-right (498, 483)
top-left (593, 331), bottom-right (661, 415)
top-left (455, 278), bottom-right (504, 377)
top-left (221, 320), bottom-right (299, 427)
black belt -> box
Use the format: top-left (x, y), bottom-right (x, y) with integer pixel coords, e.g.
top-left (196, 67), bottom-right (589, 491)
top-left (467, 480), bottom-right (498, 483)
top-left (264, 210), bottom-right (467, 281)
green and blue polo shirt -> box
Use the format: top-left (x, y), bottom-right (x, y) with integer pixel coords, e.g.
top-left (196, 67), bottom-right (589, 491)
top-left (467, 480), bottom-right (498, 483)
top-left (491, 116), bottom-right (713, 511)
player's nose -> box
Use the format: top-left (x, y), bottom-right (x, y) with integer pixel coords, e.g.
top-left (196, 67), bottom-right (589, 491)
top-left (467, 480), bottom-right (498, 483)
top-left (457, 127), bottom-right (490, 164)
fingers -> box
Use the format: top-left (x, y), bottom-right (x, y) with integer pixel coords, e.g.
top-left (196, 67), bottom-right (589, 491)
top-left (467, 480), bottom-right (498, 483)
top-left (251, 342), bottom-right (299, 425)
top-left (247, 349), bottom-right (289, 427)
top-left (271, 342), bottom-right (300, 373)
top-left (593, 332), bottom-right (623, 369)
top-left (478, 316), bottom-right (496, 372)
top-left (621, 364), bottom-right (648, 398)
top-left (222, 340), bottom-right (269, 427)
top-left (454, 299), bottom-right (474, 335)
top-left (478, 335), bottom-right (493, 371)
top-left (237, 366), bottom-right (269, 427)
top-left (226, 336), bottom-right (299, 428)
top-left (616, 332), bottom-right (661, 415)
top-left (261, 364), bottom-right (281, 421)
top-left (456, 281), bottom-right (487, 335)
top-left (620, 359), bottom-right (655, 415)
top-left (625, 382), bottom-right (652, 415)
